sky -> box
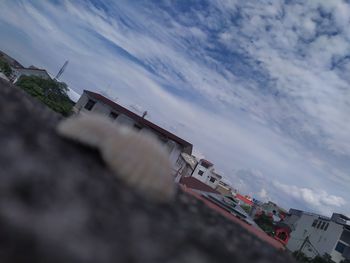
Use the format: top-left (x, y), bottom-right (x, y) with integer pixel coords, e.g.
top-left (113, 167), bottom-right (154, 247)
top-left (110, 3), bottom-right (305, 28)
top-left (0, 0), bottom-right (349, 216)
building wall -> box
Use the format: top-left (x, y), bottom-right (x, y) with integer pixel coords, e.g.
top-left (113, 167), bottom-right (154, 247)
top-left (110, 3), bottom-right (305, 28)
top-left (191, 162), bottom-right (220, 189)
top-left (192, 163), bottom-right (212, 184)
top-left (75, 92), bottom-right (185, 174)
top-left (286, 213), bottom-right (344, 262)
top-left (330, 229), bottom-right (350, 263)
top-left (13, 69), bottom-right (50, 82)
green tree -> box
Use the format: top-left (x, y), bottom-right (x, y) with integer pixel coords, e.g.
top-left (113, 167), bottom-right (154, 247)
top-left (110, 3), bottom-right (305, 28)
top-left (312, 254), bottom-right (333, 263)
top-left (292, 251), bottom-right (312, 263)
top-left (0, 60), bottom-right (12, 77)
top-left (254, 213), bottom-right (275, 236)
top-left (240, 204), bottom-right (252, 214)
top-left (16, 75), bottom-right (74, 116)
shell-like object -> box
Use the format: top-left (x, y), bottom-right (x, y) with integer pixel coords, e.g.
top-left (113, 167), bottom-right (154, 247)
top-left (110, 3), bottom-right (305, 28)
top-left (57, 113), bottom-right (175, 202)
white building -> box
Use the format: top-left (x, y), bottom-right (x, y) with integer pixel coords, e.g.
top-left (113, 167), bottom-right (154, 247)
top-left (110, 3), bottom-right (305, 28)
top-left (285, 209), bottom-right (350, 263)
top-left (73, 90), bottom-right (193, 174)
top-left (191, 159), bottom-right (222, 189)
top-left (12, 67), bottom-right (51, 83)
top-left (174, 153), bottom-right (198, 183)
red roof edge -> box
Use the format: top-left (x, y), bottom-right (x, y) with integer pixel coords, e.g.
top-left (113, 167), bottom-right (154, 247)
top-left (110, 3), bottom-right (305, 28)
top-left (179, 177), bottom-right (219, 194)
top-left (236, 194), bottom-right (254, 206)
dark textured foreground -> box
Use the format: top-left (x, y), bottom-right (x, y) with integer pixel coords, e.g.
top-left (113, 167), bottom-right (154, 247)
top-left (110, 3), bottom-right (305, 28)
top-left (0, 79), bottom-right (295, 263)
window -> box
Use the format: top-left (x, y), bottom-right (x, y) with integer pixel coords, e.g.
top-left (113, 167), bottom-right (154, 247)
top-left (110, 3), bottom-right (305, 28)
top-left (176, 156), bottom-right (183, 166)
top-left (109, 111), bottom-right (118, 120)
top-left (134, 124), bottom-right (142, 131)
top-left (312, 220), bottom-right (318, 227)
top-left (335, 242), bottom-right (346, 254)
top-left (316, 220), bottom-right (322, 229)
top-left (84, 99), bottom-right (96, 111)
top-left (209, 177), bottom-right (216, 183)
top-left (320, 222), bottom-right (326, 230)
top-left (198, 170), bottom-right (204, 176)
top-left (324, 223), bottom-right (329, 231)
top-left (277, 232), bottom-right (287, 241)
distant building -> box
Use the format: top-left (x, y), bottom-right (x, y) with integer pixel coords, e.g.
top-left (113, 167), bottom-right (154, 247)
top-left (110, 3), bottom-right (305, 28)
top-left (74, 90), bottom-right (193, 174)
top-left (174, 153), bottom-right (198, 183)
top-left (235, 193), bottom-right (254, 207)
top-left (274, 222), bottom-right (292, 246)
top-left (191, 159), bottom-right (222, 189)
top-left (284, 209), bottom-right (350, 263)
top-left (0, 50), bottom-right (24, 69)
top-left (179, 176), bottom-right (220, 194)
top-left (215, 180), bottom-right (233, 196)
top-left (12, 67), bottom-right (51, 83)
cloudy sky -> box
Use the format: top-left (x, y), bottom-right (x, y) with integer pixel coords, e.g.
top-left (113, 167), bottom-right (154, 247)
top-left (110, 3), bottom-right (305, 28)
top-left (1, 0), bottom-right (349, 216)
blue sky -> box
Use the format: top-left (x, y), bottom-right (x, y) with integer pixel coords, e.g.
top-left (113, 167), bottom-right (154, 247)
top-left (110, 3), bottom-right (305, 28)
top-left (1, 0), bottom-right (349, 216)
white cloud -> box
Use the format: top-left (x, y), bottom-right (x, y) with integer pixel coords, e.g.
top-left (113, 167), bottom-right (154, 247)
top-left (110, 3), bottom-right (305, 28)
top-left (0, 0), bottom-right (349, 216)
top-left (273, 181), bottom-right (346, 209)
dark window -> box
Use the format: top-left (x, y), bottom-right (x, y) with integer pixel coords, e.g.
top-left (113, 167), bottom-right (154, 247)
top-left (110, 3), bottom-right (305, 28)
top-left (198, 170), bottom-right (204, 176)
top-left (209, 177), bottom-right (216, 183)
top-left (312, 220), bottom-right (318, 227)
top-left (317, 221), bottom-right (322, 229)
top-left (176, 156), bottom-right (183, 166)
top-left (84, 99), bottom-right (96, 111)
top-left (320, 222), bottom-right (326, 230)
top-left (277, 232), bottom-right (287, 241)
top-left (109, 112), bottom-right (118, 119)
top-left (134, 124), bottom-right (142, 131)
top-left (335, 242), bottom-right (346, 253)
top-left (324, 223), bottom-right (329, 231)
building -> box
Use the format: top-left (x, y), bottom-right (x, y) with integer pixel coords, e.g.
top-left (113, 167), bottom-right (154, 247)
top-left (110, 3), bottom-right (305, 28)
top-left (284, 209), bottom-right (350, 263)
top-left (174, 153), bottom-right (198, 183)
top-left (215, 180), bottom-right (233, 196)
top-left (235, 193), bottom-right (254, 207)
top-left (191, 159), bottom-right (222, 189)
top-left (12, 67), bottom-right (51, 83)
top-left (73, 90), bottom-right (193, 174)
top-left (274, 222), bottom-right (292, 246)
top-left (179, 176), bottom-right (220, 194)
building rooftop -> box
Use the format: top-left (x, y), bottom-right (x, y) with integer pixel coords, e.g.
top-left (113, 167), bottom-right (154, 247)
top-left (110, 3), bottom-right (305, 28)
top-left (85, 90), bottom-right (193, 154)
top-left (235, 194), bottom-right (254, 206)
top-left (180, 153), bottom-right (197, 170)
top-left (179, 176), bottom-right (219, 194)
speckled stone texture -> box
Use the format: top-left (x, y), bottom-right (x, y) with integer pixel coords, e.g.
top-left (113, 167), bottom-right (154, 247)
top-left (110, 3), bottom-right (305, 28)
top-left (0, 79), bottom-right (296, 263)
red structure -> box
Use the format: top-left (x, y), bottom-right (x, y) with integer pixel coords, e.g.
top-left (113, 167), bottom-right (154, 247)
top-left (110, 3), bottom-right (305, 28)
top-left (274, 223), bottom-right (291, 245)
top-left (235, 194), bottom-right (254, 206)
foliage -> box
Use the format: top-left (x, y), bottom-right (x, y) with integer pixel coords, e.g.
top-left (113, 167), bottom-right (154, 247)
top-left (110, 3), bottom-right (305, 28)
top-left (0, 60), bottom-right (12, 77)
top-left (340, 259), bottom-right (350, 263)
top-left (292, 251), bottom-right (312, 263)
top-left (16, 75), bottom-right (74, 116)
top-left (292, 252), bottom-right (335, 263)
top-left (254, 213), bottom-right (274, 236)
top-left (240, 204), bottom-right (251, 214)
top-left (312, 254), bottom-right (333, 263)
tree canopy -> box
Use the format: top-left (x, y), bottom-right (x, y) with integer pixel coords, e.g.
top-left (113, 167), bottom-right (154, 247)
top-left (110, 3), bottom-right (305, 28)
top-left (0, 60), bottom-right (12, 77)
top-left (16, 75), bottom-right (74, 116)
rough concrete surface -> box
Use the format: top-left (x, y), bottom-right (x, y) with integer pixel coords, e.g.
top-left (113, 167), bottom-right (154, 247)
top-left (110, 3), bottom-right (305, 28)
top-left (0, 79), bottom-right (296, 263)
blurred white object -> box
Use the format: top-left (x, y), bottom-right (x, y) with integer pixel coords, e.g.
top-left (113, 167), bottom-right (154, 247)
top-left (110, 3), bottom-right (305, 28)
top-left (57, 114), bottom-right (174, 202)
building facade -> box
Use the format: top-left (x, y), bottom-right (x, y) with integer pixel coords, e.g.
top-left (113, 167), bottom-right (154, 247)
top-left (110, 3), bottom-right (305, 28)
top-left (73, 90), bottom-right (193, 174)
top-left (284, 209), bottom-right (350, 263)
top-left (12, 67), bottom-right (51, 83)
top-left (191, 159), bottom-right (222, 189)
